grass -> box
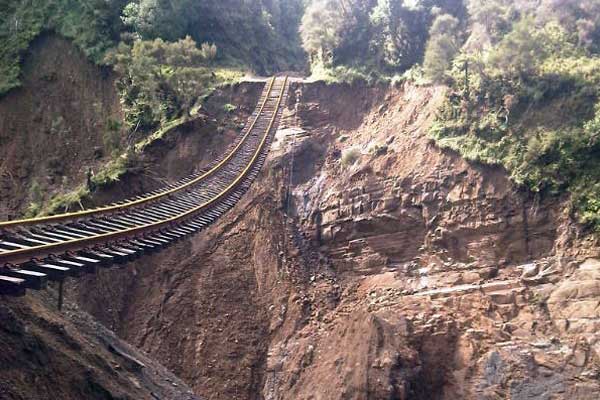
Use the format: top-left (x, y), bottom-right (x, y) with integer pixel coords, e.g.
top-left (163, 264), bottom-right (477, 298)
top-left (133, 116), bottom-right (189, 153)
top-left (34, 151), bottom-right (134, 216)
top-left (309, 62), bottom-right (386, 85)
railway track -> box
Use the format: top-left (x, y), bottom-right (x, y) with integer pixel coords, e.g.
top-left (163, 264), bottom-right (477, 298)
top-left (0, 76), bottom-right (289, 299)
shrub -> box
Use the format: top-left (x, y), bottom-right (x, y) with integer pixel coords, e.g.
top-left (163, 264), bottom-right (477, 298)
top-left (368, 143), bottom-right (388, 156)
top-left (223, 103), bottom-right (237, 113)
top-left (107, 38), bottom-right (243, 133)
top-left (341, 147), bottom-right (361, 167)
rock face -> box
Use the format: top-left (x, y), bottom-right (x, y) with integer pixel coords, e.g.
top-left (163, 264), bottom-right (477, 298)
top-left (72, 80), bottom-right (600, 399)
top-left (548, 259), bottom-right (600, 344)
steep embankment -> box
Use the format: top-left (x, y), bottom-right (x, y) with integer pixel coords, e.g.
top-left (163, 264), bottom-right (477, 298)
top-left (0, 293), bottom-right (200, 400)
top-left (73, 80), bottom-right (600, 399)
top-left (0, 34), bottom-right (121, 220)
top-left (0, 33), bottom-right (262, 219)
top-left (86, 81), bottom-right (263, 207)
top-left (0, 34), bottom-right (263, 400)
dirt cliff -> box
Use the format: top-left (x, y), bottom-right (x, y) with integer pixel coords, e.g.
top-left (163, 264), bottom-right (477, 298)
top-left (0, 33), bottom-right (262, 219)
top-left (0, 34), bottom-right (122, 219)
top-left (72, 79), bottom-right (600, 399)
top-left (0, 292), bottom-right (200, 400)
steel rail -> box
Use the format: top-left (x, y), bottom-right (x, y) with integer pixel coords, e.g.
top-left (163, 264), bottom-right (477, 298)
top-left (0, 76), bottom-right (288, 265)
top-left (0, 77), bottom-right (277, 229)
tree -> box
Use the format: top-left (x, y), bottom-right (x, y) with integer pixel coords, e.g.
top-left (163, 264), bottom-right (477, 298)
top-left (369, 0), bottom-right (429, 70)
top-left (538, 0), bottom-right (600, 53)
top-left (121, 0), bottom-right (190, 40)
top-left (423, 13), bottom-right (460, 82)
top-left (200, 42), bottom-right (218, 63)
top-left (488, 17), bottom-right (549, 77)
top-left (300, 0), bottom-right (376, 67)
top-left (300, 0), bottom-right (343, 65)
top-left (466, 0), bottom-right (515, 44)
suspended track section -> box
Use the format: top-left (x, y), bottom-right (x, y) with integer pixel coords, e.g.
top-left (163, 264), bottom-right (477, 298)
top-left (0, 76), bottom-right (289, 298)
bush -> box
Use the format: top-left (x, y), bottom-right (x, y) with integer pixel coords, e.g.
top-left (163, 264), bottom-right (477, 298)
top-left (223, 103), bottom-right (237, 113)
top-left (107, 37), bottom-right (242, 133)
top-left (368, 143), bottom-right (388, 156)
top-left (341, 147), bottom-right (361, 167)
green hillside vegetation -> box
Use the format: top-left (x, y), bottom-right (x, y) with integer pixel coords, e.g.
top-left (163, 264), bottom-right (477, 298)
top-left (0, 0), bottom-right (305, 96)
top-left (428, 0), bottom-right (600, 230)
top-left (0, 0), bottom-right (126, 93)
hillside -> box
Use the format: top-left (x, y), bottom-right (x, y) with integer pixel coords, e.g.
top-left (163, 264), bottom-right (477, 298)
top-left (1, 1), bottom-right (600, 400)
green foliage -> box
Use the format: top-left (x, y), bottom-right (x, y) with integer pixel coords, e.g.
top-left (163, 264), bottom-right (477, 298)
top-left (423, 13), bottom-right (460, 82)
top-left (107, 36), bottom-right (241, 133)
top-left (121, 0), bottom-right (306, 72)
top-left (310, 63), bottom-right (373, 84)
top-left (0, 0), bottom-right (127, 95)
top-left (426, 0), bottom-right (600, 231)
top-left (200, 42), bottom-right (218, 62)
top-left (368, 143), bottom-right (388, 156)
top-left (42, 185), bottom-right (90, 216)
top-left (91, 153), bottom-right (132, 187)
top-left (465, 0), bottom-right (515, 44)
top-left (133, 115), bottom-right (187, 152)
top-left (301, 0), bottom-right (466, 80)
top-left (369, 0), bottom-right (432, 71)
top-left (121, 0), bottom-right (188, 40)
top-left (432, 39), bottom-right (600, 229)
top-left (103, 118), bottom-right (123, 154)
top-left (537, 0), bottom-right (600, 54)
top-left (222, 103), bottom-right (237, 113)
top-left (29, 180), bottom-right (43, 204)
top-left (0, 0), bottom-right (305, 95)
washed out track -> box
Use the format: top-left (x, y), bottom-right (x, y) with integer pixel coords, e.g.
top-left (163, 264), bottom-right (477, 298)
top-left (0, 76), bottom-right (289, 297)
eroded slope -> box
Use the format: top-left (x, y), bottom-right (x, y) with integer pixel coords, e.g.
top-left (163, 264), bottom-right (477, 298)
top-left (72, 80), bottom-right (600, 399)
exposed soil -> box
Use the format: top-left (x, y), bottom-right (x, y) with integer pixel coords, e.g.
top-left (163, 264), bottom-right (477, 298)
top-left (0, 33), bottom-right (263, 219)
top-left (72, 79), bottom-right (600, 399)
top-left (88, 82), bottom-right (263, 206)
top-left (0, 34), bottom-right (122, 220)
top-left (0, 35), bottom-right (262, 400)
top-left (0, 290), bottom-right (200, 400)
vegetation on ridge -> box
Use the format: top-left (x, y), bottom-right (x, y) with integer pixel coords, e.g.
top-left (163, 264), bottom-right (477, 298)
top-left (0, 0), bottom-right (306, 96)
top-left (426, 0), bottom-right (600, 230)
